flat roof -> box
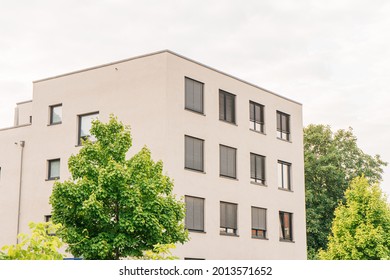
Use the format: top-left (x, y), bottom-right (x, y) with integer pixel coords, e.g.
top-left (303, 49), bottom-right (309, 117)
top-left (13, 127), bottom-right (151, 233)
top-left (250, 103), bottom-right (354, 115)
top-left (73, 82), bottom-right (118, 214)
top-left (33, 50), bottom-right (301, 105)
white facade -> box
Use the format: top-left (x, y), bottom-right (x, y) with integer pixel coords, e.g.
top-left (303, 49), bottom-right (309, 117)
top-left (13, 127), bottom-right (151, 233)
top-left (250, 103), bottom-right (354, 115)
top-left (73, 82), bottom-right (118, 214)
top-left (0, 50), bottom-right (306, 259)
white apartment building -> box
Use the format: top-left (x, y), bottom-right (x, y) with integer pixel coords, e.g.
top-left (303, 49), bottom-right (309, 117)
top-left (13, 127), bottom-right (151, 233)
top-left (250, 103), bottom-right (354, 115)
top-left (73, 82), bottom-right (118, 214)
top-left (0, 50), bottom-right (306, 259)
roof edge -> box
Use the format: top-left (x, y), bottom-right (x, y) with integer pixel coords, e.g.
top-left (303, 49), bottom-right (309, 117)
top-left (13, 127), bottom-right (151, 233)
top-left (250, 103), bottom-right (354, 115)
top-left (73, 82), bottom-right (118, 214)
top-left (16, 100), bottom-right (33, 105)
top-left (33, 49), bottom-right (301, 105)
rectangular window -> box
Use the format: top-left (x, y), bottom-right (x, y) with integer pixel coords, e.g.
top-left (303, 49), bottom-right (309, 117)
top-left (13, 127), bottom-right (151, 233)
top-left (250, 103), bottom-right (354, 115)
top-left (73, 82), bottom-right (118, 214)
top-left (78, 112), bottom-right (99, 145)
top-left (48, 159), bottom-right (60, 180)
top-left (276, 111), bottom-right (290, 140)
top-left (220, 202), bottom-right (238, 235)
top-left (251, 207), bottom-right (267, 239)
top-left (249, 101), bottom-right (264, 133)
top-left (219, 90), bottom-right (235, 124)
top-left (185, 136), bottom-right (204, 172)
top-left (185, 77), bottom-right (204, 114)
top-left (220, 145), bottom-right (236, 178)
top-left (49, 104), bottom-right (62, 125)
top-left (185, 196), bottom-right (205, 232)
top-left (279, 212), bottom-right (293, 241)
top-left (278, 161), bottom-right (291, 190)
top-left (250, 153), bottom-right (266, 184)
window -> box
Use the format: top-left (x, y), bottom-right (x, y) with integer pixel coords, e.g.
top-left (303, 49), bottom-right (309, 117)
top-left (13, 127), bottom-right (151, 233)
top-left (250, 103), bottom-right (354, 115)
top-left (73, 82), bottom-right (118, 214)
top-left (185, 136), bottom-right (204, 172)
top-left (249, 101), bottom-right (264, 132)
top-left (220, 202), bottom-right (238, 235)
top-left (185, 77), bottom-right (204, 114)
top-left (251, 207), bottom-right (267, 239)
top-left (279, 212), bottom-right (293, 241)
top-left (219, 90), bottom-right (235, 124)
top-left (78, 112), bottom-right (99, 145)
top-left (185, 196), bottom-right (205, 232)
top-left (250, 153), bottom-right (266, 184)
top-left (276, 111), bottom-right (290, 140)
top-left (220, 145), bottom-right (236, 178)
top-left (278, 161), bottom-right (291, 190)
top-left (44, 215), bottom-right (52, 222)
top-left (49, 104), bottom-right (62, 125)
top-left (48, 159), bottom-right (60, 180)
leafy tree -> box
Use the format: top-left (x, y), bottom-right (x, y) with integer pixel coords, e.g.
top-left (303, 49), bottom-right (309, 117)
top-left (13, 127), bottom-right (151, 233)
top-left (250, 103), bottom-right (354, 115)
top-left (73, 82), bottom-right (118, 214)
top-left (1, 222), bottom-right (64, 260)
top-left (304, 124), bottom-right (387, 259)
top-left (50, 116), bottom-right (188, 260)
top-left (137, 243), bottom-right (179, 260)
top-left (319, 176), bottom-right (390, 260)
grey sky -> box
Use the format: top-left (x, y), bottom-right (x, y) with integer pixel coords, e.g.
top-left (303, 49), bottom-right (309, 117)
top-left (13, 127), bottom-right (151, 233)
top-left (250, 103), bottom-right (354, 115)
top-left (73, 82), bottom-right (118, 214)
top-left (1, 0), bottom-right (389, 197)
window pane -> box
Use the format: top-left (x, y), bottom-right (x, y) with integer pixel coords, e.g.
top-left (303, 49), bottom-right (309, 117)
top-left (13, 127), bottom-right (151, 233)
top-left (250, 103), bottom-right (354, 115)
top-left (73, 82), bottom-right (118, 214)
top-left (250, 154), bottom-right (256, 179)
top-left (185, 78), bottom-right (203, 113)
top-left (185, 136), bottom-right (194, 168)
top-left (220, 202), bottom-right (237, 231)
top-left (49, 159), bottom-right (60, 179)
top-left (277, 112), bottom-right (282, 130)
top-left (79, 113), bottom-right (98, 144)
top-left (185, 78), bottom-right (194, 110)
top-left (220, 146), bottom-right (228, 176)
top-left (185, 196), bottom-right (204, 231)
top-left (51, 105), bottom-right (62, 124)
top-left (278, 162), bottom-right (283, 188)
top-left (219, 92), bottom-right (225, 120)
top-left (252, 207), bottom-right (266, 231)
top-left (220, 90), bottom-right (235, 123)
top-left (193, 81), bottom-right (203, 113)
top-left (225, 94), bottom-right (235, 123)
top-left (283, 164), bottom-right (290, 189)
top-left (185, 136), bottom-right (203, 171)
top-left (220, 145), bottom-right (236, 178)
top-left (227, 147), bottom-right (236, 178)
top-left (249, 102), bottom-right (255, 121)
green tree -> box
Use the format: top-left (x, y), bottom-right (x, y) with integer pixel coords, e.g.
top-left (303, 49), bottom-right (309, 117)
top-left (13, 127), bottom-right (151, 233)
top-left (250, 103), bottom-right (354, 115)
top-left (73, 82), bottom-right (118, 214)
top-left (304, 124), bottom-right (387, 259)
top-left (50, 116), bottom-right (188, 260)
top-left (319, 176), bottom-right (390, 260)
top-left (1, 222), bottom-right (64, 260)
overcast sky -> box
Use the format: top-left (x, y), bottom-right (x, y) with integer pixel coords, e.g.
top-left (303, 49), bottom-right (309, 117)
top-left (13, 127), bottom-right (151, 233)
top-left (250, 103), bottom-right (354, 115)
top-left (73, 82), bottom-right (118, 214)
top-left (1, 0), bottom-right (389, 197)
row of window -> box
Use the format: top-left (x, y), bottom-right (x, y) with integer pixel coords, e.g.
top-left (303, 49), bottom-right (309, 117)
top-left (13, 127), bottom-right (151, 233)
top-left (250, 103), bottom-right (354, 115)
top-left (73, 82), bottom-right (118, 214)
top-left (185, 135), bottom-right (292, 190)
top-left (48, 104), bottom-right (98, 145)
top-left (185, 196), bottom-right (293, 241)
top-left (185, 77), bottom-right (291, 141)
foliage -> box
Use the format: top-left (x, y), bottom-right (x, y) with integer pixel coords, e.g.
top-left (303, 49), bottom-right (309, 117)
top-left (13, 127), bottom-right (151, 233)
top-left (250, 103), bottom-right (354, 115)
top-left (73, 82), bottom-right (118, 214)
top-left (50, 115), bottom-right (188, 260)
top-left (304, 124), bottom-right (387, 259)
top-left (1, 222), bottom-right (64, 260)
top-left (319, 176), bottom-right (390, 260)
top-left (136, 243), bottom-right (179, 260)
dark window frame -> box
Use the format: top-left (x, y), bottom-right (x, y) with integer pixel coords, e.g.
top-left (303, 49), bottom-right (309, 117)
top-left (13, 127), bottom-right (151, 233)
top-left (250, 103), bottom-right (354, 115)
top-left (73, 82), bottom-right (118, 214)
top-left (185, 195), bottom-right (205, 232)
top-left (279, 211), bottom-right (293, 241)
top-left (185, 77), bottom-right (204, 114)
top-left (49, 104), bottom-right (62, 125)
top-left (219, 90), bottom-right (236, 124)
top-left (47, 158), bottom-right (60, 180)
top-left (219, 144), bottom-right (237, 179)
top-left (276, 111), bottom-right (290, 141)
top-left (251, 207), bottom-right (267, 239)
top-left (78, 111), bottom-right (99, 146)
top-left (220, 201), bottom-right (238, 236)
top-left (250, 153), bottom-right (266, 184)
top-left (184, 135), bottom-right (204, 172)
top-left (249, 101), bottom-right (265, 133)
top-left (278, 160), bottom-right (292, 190)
